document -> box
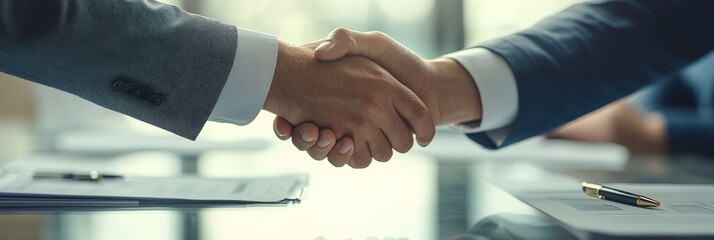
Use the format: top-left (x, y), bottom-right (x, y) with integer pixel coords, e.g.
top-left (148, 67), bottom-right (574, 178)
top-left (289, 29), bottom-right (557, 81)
top-left (421, 134), bottom-right (628, 170)
top-left (498, 180), bottom-right (714, 238)
top-left (0, 170), bottom-right (308, 207)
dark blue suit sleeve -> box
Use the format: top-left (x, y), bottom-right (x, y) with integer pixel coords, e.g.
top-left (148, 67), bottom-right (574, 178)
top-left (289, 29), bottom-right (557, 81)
top-left (660, 109), bottom-right (714, 158)
top-left (467, 0), bottom-right (714, 149)
top-left (641, 51), bottom-right (714, 157)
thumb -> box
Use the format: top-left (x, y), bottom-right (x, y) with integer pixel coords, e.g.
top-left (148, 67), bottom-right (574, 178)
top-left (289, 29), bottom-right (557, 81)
top-left (313, 28), bottom-right (390, 61)
top-left (313, 28), bottom-right (357, 61)
top-left (313, 28), bottom-right (423, 79)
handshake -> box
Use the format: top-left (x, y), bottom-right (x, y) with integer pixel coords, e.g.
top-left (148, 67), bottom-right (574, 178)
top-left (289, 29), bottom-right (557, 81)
top-left (263, 28), bottom-right (482, 168)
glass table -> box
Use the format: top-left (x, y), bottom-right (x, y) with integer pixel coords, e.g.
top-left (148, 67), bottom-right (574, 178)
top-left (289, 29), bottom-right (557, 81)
top-left (1, 123), bottom-right (713, 240)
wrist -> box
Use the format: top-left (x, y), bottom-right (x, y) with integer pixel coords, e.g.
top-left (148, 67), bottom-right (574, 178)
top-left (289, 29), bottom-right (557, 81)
top-left (263, 42), bottom-right (285, 114)
top-left (264, 42), bottom-right (310, 116)
top-left (429, 58), bottom-right (482, 125)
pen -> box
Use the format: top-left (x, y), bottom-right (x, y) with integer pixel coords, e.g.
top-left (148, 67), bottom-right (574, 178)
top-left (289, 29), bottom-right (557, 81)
top-left (32, 170), bottom-right (124, 182)
top-left (581, 182), bottom-right (660, 208)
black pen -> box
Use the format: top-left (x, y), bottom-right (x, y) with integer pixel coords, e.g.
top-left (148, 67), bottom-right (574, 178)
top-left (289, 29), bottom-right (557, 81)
top-left (32, 170), bottom-right (124, 182)
top-left (581, 182), bottom-right (660, 208)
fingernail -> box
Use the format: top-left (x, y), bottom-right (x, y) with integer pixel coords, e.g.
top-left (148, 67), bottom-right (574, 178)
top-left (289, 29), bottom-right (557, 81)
top-left (301, 129), bottom-right (315, 142)
top-left (315, 40), bottom-right (333, 52)
top-left (317, 138), bottom-right (331, 148)
top-left (338, 142), bottom-right (351, 154)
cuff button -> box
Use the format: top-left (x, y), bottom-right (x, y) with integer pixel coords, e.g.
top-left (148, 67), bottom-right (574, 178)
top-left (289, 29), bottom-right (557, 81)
top-left (111, 80), bottom-right (126, 92)
top-left (149, 93), bottom-right (165, 106)
top-left (123, 83), bottom-right (137, 94)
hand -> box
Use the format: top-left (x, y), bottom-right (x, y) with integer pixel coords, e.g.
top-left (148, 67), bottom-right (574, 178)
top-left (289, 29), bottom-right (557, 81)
top-left (274, 28), bottom-right (483, 166)
top-left (549, 101), bottom-right (666, 154)
top-left (264, 41), bottom-right (436, 168)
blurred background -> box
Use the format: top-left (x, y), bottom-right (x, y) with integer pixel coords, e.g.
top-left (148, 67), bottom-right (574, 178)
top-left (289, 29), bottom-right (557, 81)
top-left (0, 0), bottom-right (584, 151)
top-left (4, 1), bottom-right (667, 240)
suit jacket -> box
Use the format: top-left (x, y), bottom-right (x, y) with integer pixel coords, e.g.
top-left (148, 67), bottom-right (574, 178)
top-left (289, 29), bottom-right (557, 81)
top-left (0, 0), bottom-right (237, 140)
top-left (468, 0), bottom-right (714, 149)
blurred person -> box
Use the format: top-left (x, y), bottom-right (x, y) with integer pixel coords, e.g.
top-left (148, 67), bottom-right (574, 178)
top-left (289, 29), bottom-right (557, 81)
top-left (550, 100), bottom-right (666, 155)
top-left (0, 0), bottom-right (437, 168)
top-left (275, 0), bottom-right (714, 165)
top-left (552, 52), bottom-right (714, 158)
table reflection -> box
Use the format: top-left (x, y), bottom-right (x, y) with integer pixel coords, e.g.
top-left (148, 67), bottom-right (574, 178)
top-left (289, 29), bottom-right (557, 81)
top-left (0, 148), bottom-right (439, 240)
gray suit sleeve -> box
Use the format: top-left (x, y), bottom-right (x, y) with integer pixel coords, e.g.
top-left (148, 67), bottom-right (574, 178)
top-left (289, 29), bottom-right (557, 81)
top-left (0, 0), bottom-right (238, 140)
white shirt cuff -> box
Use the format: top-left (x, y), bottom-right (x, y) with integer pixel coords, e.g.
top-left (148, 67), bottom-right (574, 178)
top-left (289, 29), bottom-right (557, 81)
top-left (444, 48), bottom-right (519, 146)
top-left (209, 27), bottom-right (278, 126)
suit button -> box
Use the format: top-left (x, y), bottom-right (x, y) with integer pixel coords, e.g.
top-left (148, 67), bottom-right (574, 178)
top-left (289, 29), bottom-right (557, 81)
top-left (135, 87), bottom-right (152, 100)
top-left (123, 82), bottom-right (138, 94)
top-left (149, 93), bottom-right (165, 106)
top-left (112, 80), bottom-right (126, 92)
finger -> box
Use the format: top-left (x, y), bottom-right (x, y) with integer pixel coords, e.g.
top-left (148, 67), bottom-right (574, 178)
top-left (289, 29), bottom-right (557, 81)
top-left (273, 117), bottom-right (294, 140)
top-left (328, 137), bottom-right (354, 167)
top-left (392, 86), bottom-right (436, 147)
top-left (382, 111), bottom-right (414, 153)
top-left (291, 123), bottom-right (320, 151)
top-left (306, 129), bottom-right (337, 160)
top-left (367, 131), bottom-right (393, 163)
top-left (348, 140), bottom-right (373, 169)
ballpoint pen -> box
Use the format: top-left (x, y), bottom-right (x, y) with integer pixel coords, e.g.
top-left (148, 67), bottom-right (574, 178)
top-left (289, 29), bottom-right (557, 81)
top-left (581, 182), bottom-right (660, 208)
top-left (32, 170), bottom-right (124, 182)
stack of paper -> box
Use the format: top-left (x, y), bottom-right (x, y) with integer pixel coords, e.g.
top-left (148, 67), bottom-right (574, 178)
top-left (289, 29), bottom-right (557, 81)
top-left (0, 170), bottom-right (308, 209)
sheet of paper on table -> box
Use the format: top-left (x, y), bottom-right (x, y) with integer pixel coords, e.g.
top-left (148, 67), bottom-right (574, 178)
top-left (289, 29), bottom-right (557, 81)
top-left (496, 179), bottom-right (714, 238)
top-left (421, 133), bottom-right (629, 170)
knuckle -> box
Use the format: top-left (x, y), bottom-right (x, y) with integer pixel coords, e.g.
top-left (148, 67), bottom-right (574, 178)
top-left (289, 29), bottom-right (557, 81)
top-left (351, 157), bottom-right (371, 169)
top-left (328, 155), bottom-right (348, 167)
top-left (373, 148), bottom-right (393, 162)
top-left (366, 102), bottom-right (389, 118)
top-left (356, 94), bottom-right (376, 106)
top-left (351, 116), bottom-right (371, 131)
top-left (356, 100), bottom-right (372, 113)
top-left (369, 68), bottom-right (391, 82)
top-left (308, 150), bottom-right (327, 161)
top-left (357, 100), bottom-right (382, 118)
top-left (396, 91), bottom-right (430, 121)
top-left (411, 101), bottom-right (429, 120)
top-left (291, 137), bottom-right (310, 151)
top-left (393, 136), bottom-right (414, 153)
top-left (367, 31), bottom-right (388, 41)
top-left (333, 27), bottom-right (351, 37)
top-left (364, 31), bottom-right (390, 58)
top-left (350, 150), bottom-right (372, 169)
